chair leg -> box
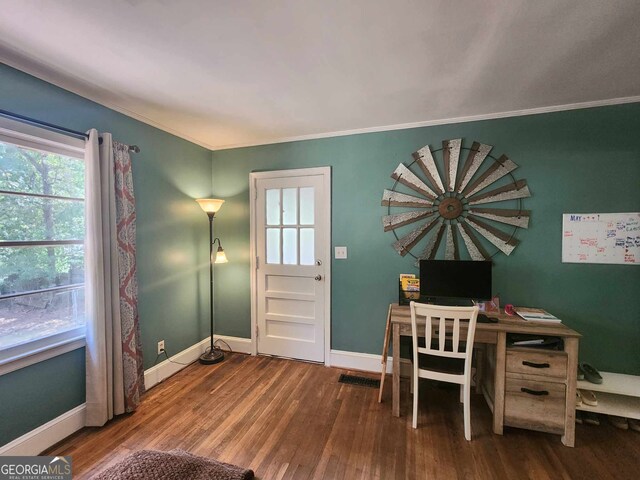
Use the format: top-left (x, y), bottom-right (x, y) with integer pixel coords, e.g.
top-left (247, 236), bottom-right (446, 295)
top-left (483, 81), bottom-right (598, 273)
top-left (463, 383), bottom-right (471, 441)
top-left (459, 384), bottom-right (463, 403)
top-left (410, 366), bottom-right (414, 395)
top-left (412, 372), bottom-right (419, 429)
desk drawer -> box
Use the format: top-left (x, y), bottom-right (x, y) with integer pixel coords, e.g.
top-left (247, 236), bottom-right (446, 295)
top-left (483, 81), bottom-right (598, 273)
top-left (504, 377), bottom-right (566, 434)
top-left (506, 348), bottom-right (567, 379)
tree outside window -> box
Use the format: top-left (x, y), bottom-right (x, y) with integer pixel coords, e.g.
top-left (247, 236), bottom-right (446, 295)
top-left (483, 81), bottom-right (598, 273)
top-left (0, 139), bottom-right (85, 349)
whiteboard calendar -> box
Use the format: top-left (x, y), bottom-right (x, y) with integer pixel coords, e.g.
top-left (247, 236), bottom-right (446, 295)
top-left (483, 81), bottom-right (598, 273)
top-left (562, 213), bottom-right (640, 265)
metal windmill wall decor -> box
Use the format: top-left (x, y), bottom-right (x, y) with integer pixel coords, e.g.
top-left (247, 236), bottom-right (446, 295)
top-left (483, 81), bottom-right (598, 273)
top-left (381, 139), bottom-right (531, 263)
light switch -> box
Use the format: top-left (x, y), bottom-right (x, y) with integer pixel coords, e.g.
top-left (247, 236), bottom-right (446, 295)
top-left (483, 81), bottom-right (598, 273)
top-left (335, 246), bottom-right (347, 259)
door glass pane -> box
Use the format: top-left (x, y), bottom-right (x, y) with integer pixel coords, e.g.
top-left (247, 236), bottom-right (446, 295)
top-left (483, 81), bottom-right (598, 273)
top-left (266, 189), bottom-right (280, 225)
top-left (300, 228), bottom-right (314, 265)
top-left (282, 188), bottom-right (297, 225)
top-left (282, 228), bottom-right (297, 265)
top-left (266, 228), bottom-right (280, 264)
top-left (299, 187), bottom-right (314, 225)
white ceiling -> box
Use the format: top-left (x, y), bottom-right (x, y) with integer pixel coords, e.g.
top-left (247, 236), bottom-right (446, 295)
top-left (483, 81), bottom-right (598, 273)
top-left (1, 1), bottom-right (639, 150)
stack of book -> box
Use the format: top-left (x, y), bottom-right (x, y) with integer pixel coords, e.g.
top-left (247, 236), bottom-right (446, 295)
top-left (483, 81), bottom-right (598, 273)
top-left (399, 274), bottom-right (420, 304)
top-left (515, 308), bottom-right (562, 324)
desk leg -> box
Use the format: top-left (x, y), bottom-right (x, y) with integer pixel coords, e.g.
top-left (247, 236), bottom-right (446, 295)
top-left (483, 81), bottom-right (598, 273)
top-left (493, 331), bottom-right (507, 435)
top-left (378, 304), bottom-right (393, 403)
top-left (475, 345), bottom-right (485, 395)
top-left (562, 337), bottom-right (579, 447)
top-left (392, 323), bottom-right (400, 417)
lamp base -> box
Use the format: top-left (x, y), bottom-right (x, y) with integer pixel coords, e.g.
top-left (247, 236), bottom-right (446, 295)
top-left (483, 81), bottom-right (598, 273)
top-left (199, 348), bottom-right (225, 365)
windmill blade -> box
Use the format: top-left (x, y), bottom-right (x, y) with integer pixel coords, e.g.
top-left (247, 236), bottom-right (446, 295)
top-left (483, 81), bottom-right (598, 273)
top-left (442, 138), bottom-right (462, 192)
top-left (456, 142), bottom-right (493, 193)
top-left (463, 155), bottom-right (519, 197)
top-left (382, 210), bottom-right (435, 232)
top-left (412, 145), bottom-right (445, 195)
top-left (392, 217), bottom-right (440, 256)
top-left (468, 180), bottom-right (531, 206)
top-left (468, 208), bottom-right (531, 229)
top-left (381, 189), bottom-right (433, 208)
top-left (445, 224), bottom-right (460, 260)
top-left (466, 217), bottom-right (518, 256)
top-left (457, 222), bottom-right (491, 261)
top-left (414, 221), bottom-right (446, 264)
top-left (391, 164), bottom-right (437, 199)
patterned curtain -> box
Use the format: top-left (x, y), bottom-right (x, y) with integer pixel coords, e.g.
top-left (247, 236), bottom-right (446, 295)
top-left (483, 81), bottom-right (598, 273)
top-left (85, 131), bottom-right (144, 426)
top-left (113, 142), bottom-right (144, 412)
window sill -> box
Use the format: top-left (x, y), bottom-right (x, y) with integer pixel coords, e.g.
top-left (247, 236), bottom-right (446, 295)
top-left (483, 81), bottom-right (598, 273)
top-left (0, 329), bottom-right (86, 377)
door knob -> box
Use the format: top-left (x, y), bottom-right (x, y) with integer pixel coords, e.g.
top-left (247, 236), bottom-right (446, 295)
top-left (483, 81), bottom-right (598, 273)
top-left (315, 275), bottom-right (322, 281)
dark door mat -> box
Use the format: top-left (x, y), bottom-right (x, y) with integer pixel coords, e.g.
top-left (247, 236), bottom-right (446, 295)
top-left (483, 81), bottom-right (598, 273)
top-left (338, 373), bottom-right (380, 388)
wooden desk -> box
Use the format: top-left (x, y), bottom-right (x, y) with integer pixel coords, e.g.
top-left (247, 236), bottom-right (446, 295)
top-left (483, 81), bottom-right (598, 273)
top-left (381, 303), bottom-right (581, 447)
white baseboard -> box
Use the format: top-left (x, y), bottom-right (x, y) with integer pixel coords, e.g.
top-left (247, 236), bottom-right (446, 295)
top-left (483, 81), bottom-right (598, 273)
top-left (0, 404), bottom-right (86, 456)
top-left (330, 349), bottom-right (392, 373)
top-left (144, 335), bottom-right (252, 390)
top-left (214, 334), bottom-right (252, 355)
top-left (329, 349), bottom-right (412, 377)
top-left (143, 338), bottom-right (210, 390)
top-left (0, 335), bottom-right (252, 456)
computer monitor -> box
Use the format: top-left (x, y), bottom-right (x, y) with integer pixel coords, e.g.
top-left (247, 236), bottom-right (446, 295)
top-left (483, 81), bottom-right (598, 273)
top-left (419, 260), bottom-right (492, 301)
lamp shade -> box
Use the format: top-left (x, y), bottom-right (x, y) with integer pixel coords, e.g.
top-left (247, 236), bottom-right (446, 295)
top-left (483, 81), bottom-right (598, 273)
top-left (214, 248), bottom-right (228, 264)
top-left (196, 198), bottom-right (225, 214)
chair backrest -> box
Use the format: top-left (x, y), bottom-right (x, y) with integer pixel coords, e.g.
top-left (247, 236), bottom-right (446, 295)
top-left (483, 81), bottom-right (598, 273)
top-left (410, 302), bottom-right (479, 372)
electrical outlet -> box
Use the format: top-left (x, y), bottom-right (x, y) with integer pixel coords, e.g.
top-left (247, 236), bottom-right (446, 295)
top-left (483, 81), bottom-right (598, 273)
top-left (157, 340), bottom-right (165, 355)
top-left (335, 246), bottom-right (347, 259)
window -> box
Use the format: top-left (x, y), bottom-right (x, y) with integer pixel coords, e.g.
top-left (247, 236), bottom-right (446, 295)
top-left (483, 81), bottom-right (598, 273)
top-left (265, 186), bottom-right (315, 265)
top-left (0, 117), bottom-right (85, 374)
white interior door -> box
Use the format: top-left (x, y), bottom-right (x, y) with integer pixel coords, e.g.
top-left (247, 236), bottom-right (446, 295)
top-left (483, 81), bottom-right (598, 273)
top-left (253, 169), bottom-right (330, 362)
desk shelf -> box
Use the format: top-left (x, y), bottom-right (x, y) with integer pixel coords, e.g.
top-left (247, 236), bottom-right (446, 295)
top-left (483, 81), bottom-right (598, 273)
top-left (576, 372), bottom-right (640, 420)
top-left (577, 372), bottom-right (640, 397)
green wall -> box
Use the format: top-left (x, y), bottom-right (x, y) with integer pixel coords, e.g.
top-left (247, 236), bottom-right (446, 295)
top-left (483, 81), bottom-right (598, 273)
top-left (0, 63), bottom-right (212, 445)
top-left (1, 61), bottom-right (639, 448)
top-left (212, 103), bottom-right (640, 375)
top-left (0, 349), bottom-right (85, 444)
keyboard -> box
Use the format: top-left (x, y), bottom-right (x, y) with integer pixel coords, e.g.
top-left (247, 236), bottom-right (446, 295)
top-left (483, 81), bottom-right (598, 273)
top-left (478, 313), bottom-right (499, 323)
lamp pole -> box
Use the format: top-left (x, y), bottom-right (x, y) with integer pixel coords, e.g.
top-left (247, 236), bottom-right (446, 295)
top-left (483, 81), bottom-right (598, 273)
top-left (208, 212), bottom-right (215, 355)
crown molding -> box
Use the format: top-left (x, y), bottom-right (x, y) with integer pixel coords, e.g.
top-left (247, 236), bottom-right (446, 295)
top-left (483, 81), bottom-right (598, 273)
top-left (212, 95), bottom-right (640, 151)
top-left (3, 50), bottom-right (639, 152)
top-left (1, 49), bottom-right (215, 150)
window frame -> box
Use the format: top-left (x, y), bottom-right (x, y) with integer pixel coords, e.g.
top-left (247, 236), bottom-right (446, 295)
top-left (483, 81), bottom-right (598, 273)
top-left (0, 116), bottom-right (86, 376)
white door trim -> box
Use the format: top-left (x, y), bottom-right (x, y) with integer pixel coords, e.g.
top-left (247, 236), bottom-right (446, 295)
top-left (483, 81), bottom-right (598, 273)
top-left (249, 167), bottom-right (332, 366)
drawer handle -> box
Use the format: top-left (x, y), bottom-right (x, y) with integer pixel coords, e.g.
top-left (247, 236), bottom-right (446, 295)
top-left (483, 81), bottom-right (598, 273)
top-left (521, 387), bottom-right (549, 396)
top-left (522, 361), bottom-right (550, 369)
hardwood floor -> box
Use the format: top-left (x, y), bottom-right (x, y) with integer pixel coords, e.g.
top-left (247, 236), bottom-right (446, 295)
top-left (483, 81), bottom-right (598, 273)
top-left (47, 353), bottom-right (639, 479)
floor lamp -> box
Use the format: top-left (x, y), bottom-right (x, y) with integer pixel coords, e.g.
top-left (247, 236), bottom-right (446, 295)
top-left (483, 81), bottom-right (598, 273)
top-left (196, 198), bottom-right (228, 365)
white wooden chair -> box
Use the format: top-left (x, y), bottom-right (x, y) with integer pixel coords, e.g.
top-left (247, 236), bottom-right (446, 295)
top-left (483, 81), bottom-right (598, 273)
top-left (410, 301), bottom-right (479, 440)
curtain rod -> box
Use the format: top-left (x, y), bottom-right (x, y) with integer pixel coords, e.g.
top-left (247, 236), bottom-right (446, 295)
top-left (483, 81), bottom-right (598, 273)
top-left (0, 108), bottom-right (140, 153)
